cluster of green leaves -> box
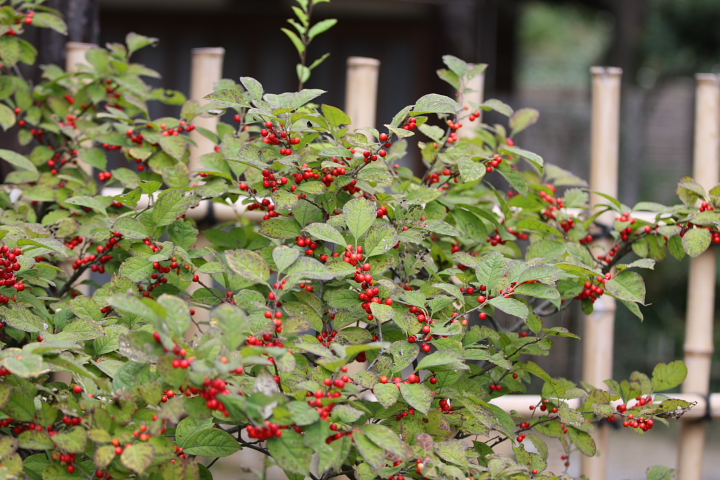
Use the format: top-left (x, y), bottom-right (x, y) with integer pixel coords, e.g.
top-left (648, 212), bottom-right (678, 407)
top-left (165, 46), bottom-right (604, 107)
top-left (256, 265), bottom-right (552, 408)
top-left (0, 2), bottom-right (705, 480)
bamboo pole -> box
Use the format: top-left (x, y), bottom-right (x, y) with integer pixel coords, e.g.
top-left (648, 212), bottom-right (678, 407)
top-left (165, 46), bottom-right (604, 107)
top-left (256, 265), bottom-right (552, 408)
top-left (65, 42), bottom-right (95, 73)
top-left (51, 42), bottom-right (100, 386)
top-left (581, 66), bottom-right (622, 480)
top-left (189, 47), bottom-right (225, 173)
top-left (64, 41), bottom-right (97, 295)
top-left (677, 73), bottom-right (720, 480)
top-left (344, 57), bottom-right (380, 380)
top-left (66, 42), bottom-right (96, 176)
top-left (458, 70), bottom-right (485, 139)
top-left (344, 57), bottom-right (380, 130)
top-left (185, 48), bottom-right (225, 341)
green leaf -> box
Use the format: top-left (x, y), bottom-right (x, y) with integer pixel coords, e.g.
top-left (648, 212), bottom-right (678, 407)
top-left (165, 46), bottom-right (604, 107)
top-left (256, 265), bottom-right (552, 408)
top-left (0, 103), bottom-right (15, 130)
top-left (567, 427), bottom-right (596, 456)
top-left (273, 188), bottom-right (300, 210)
top-left (115, 216), bottom-right (152, 240)
top-left (442, 55), bottom-right (468, 77)
top-left (0, 149), bottom-right (36, 172)
top-left (272, 245), bottom-right (300, 272)
top-left (168, 220), bottom-right (198, 249)
top-left (5, 354), bottom-right (43, 378)
top-left (261, 217), bottom-right (302, 239)
top-left (513, 283), bottom-right (560, 304)
top-left (159, 136), bottom-right (188, 161)
top-left (204, 89), bottom-right (247, 108)
top-left (157, 294), bottom-right (191, 337)
top-left (520, 361), bottom-right (565, 398)
top-left (361, 425), bottom-right (407, 458)
top-left (605, 270), bottom-right (646, 304)
top-left (682, 228), bottom-right (711, 258)
top-left (646, 466), bottom-right (676, 480)
top-left (651, 360), bottom-right (687, 392)
top-left (308, 18), bottom-right (337, 39)
top-left (94, 445), bottom-right (117, 469)
top-left (412, 94), bottom-right (461, 115)
top-left (182, 428), bottom-right (241, 457)
top-left (509, 108), bottom-right (540, 136)
top-left (78, 148), bottom-right (108, 170)
top-left (152, 189), bottom-right (195, 227)
top-left (121, 443), bottom-right (156, 474)
top-left (344, 198), bottom-right (377, 241)
top-left (267, 430), bottom-right (312, 475)
top-left (668, 235), bottom-right (685, 260)
top-left (240, 77), bottom-right (263, 102)
top-left (304, 223), bottom-right (346, 246)
top-left (226, 249), bottom-right (269, 285)
top-left (286, 257), bottom-right (334, 280)
top-left (476, 251), bottom-right (505, 293)
top-left (500, 145), bottom-right (543, 170)
top-left (353, 432), bottom-right (386, 470)
top-left (363, 223), bottom-right (398, 257)
top-left (281, 28), bottom-right (305, 55)
top-left (322, 104), bottom-right (351, 127)
top-left (119, 257), bottom-right (155, 282)
top-left (30, 13), bottom-right (67, 34)
top-left (374, 383), bottom-right (399, 408)
top-left (369, 303), bottom-right (394, 322)
top-left (415, 350), bottom-right (467, 372)
top-left (435, 439), bottom-right (469, 467)
top-left (478, 99), bottom-right (513, 116)
top-left (52, 427), bottom-right (86, 453)
top-left (64, 196), bottom-right (108, 215)
top-left (126, 32), bottom-right (158, 54)
top-left (463, 397), bottom-right (515, 438)
top-left (286, 401), bottom-right (320, 426)
top-left (19, 430), bottom-right (54, 450)
top-left (458, 157), bottom-right (485, 182)
top-left (488, 297), bottom-right (529, 320)
top-left (0, 307), bottom-right (45, 332)
top-left (439, 71), bottom-right (464, 98)
top-left (496, 163), bottom-right (529, 196)
top-left (399, 383), bottom-right (433, 414)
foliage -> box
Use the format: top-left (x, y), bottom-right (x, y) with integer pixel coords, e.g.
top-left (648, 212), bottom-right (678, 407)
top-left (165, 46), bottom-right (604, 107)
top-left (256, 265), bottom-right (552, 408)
top-left (0, 1), bottom-right (706, 480)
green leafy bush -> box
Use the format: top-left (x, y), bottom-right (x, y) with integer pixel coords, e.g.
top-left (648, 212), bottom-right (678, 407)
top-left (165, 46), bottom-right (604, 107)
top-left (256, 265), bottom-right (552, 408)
top-left (0, 1), bottom-right (706, 479)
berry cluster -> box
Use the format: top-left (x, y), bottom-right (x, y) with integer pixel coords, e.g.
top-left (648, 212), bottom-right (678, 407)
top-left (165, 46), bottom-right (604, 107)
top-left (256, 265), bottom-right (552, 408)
top-left (248, 421), bottom-right (287, 439)
top-left (401, 117), bottom-right (418, 131)
top-left (0, 245), bottom-right (24, 292)
top-left (181, 377), bottom-right (231, 417)
top-left (622, 414), bottom-right (654, 431)
top-left (438, 398), bottom-right (454, 413)
top-left (575, 274), bottom-right (610, 303)
top-left (485, 154), bottom-right (503, 173)
top-left (70, 231), bottom-right (123, 274)
top-left (260, 120), bottom-right (300, 155)
top-left (296, 236), bottom-right (321, 256)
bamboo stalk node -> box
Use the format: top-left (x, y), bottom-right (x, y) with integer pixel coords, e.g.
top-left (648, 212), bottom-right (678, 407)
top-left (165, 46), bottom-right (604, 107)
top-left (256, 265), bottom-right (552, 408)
top-left (683, 346), bottom-right (714, 356)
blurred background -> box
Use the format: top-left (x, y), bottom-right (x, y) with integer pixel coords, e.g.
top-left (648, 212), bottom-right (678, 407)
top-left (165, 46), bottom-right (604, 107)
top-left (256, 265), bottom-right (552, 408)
top-left (13, 0), bottom-right (720, 477)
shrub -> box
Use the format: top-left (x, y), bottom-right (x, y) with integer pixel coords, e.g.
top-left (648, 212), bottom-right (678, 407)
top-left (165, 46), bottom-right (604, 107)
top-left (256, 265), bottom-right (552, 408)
top-left (0, 1), bottom-right (704, 479)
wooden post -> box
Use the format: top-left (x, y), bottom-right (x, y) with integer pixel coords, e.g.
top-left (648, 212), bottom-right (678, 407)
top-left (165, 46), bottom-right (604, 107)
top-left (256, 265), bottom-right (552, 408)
top-left (457, 71), bottom-right (485, 139)
top-left (186, 48), bottom-right (224, 341)
top-left (581, 66), bottom-right (622, 480)
top-left (677, 73), bottom-right (720, 480)
top-left (344, 57), bottom-right (380, 129)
